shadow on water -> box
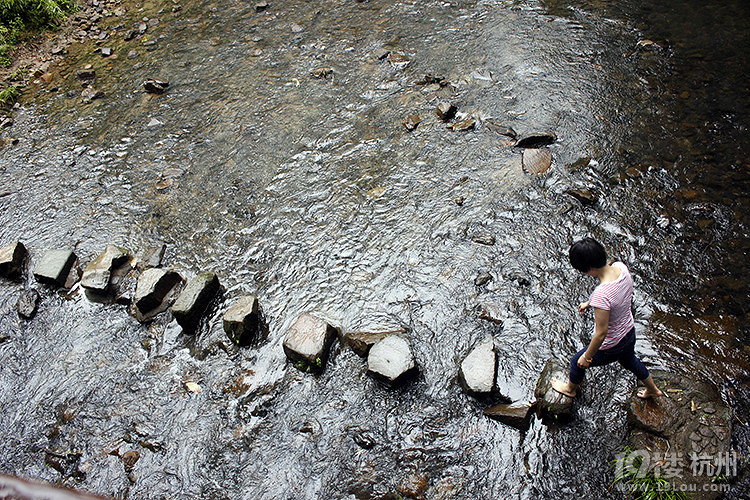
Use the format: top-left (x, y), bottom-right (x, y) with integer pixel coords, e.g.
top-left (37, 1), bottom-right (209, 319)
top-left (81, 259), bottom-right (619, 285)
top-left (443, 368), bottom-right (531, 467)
top-left (0, 0), bottom-right (748, 497)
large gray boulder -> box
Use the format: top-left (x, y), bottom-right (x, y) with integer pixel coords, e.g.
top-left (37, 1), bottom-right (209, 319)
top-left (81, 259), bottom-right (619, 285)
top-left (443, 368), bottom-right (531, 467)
top-left (33, 249), bottom-right (78, 288)
top-left (81, 244), bottom-right (131, 292)
top-left (458, 335), bottom-right (497, 397)
top-left (367, 335), bottom-right (417, 385)
top-left (283, 314), bottom-right (337, 373)
top-left (133, 268), bottom-right (183, 322)
top-left (0, 241), bottom-right (28, 280)
top-left (173, 272), bottom-right (221, 332)
top-left (222, 295), bottom-right (261, 345)
top-left (534, 359), bottom-right (573, 417)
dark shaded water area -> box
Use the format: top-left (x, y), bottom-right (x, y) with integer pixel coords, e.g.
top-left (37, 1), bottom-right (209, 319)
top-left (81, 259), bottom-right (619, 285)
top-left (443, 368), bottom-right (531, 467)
top-left (0, 0), bottom-right (748, 497)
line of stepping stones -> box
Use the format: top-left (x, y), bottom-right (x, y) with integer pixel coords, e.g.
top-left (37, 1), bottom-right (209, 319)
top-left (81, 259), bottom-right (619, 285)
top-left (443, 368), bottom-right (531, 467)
top-left (0, 239), bottom-right (570, 429)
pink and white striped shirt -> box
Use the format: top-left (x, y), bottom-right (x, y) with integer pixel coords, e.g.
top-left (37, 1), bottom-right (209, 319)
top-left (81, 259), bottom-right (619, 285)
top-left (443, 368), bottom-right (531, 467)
top-left (590, 261), bottom-right (635, 350)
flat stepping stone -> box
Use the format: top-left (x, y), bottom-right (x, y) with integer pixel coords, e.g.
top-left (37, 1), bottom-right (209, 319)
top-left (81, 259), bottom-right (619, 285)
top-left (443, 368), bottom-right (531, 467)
top-left (133, 268), bottom-right (183, 322)
top-left (0, 241), bottom-right (28, 280)
top-left (222, 295), bottom-right (261, 345)
top-left (367, 335), bottom-right (417, 385)
top-left (172, 272), bottom-right (221, 332)
top-left (283, 314), bottom-right (337, 373)
top-left (522, 148), bottom-right (552, 175)
top-left (81, 244), bottom-right (131, 292)
top-left (484, 401), bottom-right (535, 431)
top-left (343, 328), bottom-right (406, 357)
top-left (534, 359), bottom-right (573, 417)
top-left (33, 249), bottom-right (78, 288)
top-left (458, 335), bottom-right (497, 397)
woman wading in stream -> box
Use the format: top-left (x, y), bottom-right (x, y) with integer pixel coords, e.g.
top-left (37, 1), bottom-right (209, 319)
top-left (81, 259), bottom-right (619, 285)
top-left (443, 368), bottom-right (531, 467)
top-left (552, 238), bottom-right (664, 399)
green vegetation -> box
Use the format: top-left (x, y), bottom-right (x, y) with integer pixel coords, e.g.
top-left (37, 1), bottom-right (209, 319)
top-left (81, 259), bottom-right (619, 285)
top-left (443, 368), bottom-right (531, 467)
top-left (611, 448), bottom-right (690, 500)
top-left (0, 0), bottom-right (76, 67)
top-left (0, 84), bottom-right (19, 111)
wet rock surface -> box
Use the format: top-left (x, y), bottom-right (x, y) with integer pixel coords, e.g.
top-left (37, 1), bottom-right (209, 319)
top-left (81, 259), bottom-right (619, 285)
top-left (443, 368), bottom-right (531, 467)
top-left (0, 241), bottom-right (27, 280)
top-left (222, 295), bottom-right (261, 345)
top-left (133, 268), bottom-right (183, 322)
top-left (81, 244), bottom-right (131, 293)
top-left (172, 272), bottom-right (221, 332)
top-left (17, 289), bottom-right (40, 319)
top-left (458, 335), bottom-right (497, 397)
top-left (402, 114), bottom-right (420, 131)
top-left (367, 335), bottom-right (417, 384)
top-left (484, 401), bottom-right (535, 431)
top-left (515, 132), bottom-right (557, 148)
top-left (534, 359), bottom-right (573, 416)
top-left (33, 250), bottom-right (77, 288)
top-left (283, 314), bottom-right (337, 372)
top-left (343, 328), bottom-right (406, 356)
top-left (522, 148), bottom-right (552, 175)
top-left (435, 102), bottom-right (457, 121)
top-left (143, 78), bottom-right (169, 94)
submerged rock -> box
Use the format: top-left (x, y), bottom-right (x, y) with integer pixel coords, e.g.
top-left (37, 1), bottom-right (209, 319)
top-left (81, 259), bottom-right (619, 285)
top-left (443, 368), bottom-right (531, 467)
top-left (0, 241), bottom-right (28, 280)
top-left (515, 132), bottom-right (557, 148)
top-left (222, 295), bottom-right (261, 345)
top-left (135, 243), bottom-right (166, 270)
top-left (458, 335), bottom-right (497, 397)
top-left (310, 66), bottom-right (333, 79)
top-left (75, 69), bottom-right (96, 81)
top-left (448, 119), bottom-right (475, 132)
top-left (435, 102), bottom-right (457, 121)
top-left (81, 244), bottom-right (131, 293)
top-left (34, 249), bottom-right (78, 288)
top-left (522, 148), bottom-right (552, 175)
top-left (17, 289), bottom-right (40, 320)
top-left (367, 335), bottom-right (416, 384)
top-left (472, 233), bottom-right (495, 246)
top-left (566, 188), bottom-right (598, 206)
top-left (474, 272), bottom-right (492, 286)
top-left (484, 401), bottom-right (535, 431)
top-left (144, 79), bottom-right (169, 94)
top-left (81, 87), bottom-right (104, 103)
top-left (283, 314), bottom-right (337, 373)
top-left (133, 268), bottom-right (183, 322)
top-left (387, 52), bottom-right (410, 69)
top-left (402, 114), bottom-right (420, 131)
top-left (534, 359), bottom-right (573, 416)
top-left (172, 272), bottom-right (221, 332)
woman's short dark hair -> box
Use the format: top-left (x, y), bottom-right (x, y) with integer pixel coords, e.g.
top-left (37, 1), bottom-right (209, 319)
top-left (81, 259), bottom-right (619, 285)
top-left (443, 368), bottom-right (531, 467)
top-left (569, 238), bottom-right (607, 272)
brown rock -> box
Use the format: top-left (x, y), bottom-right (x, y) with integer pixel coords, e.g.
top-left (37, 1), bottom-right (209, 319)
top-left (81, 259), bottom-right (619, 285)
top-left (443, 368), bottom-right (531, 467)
top-left (484, 401), bottom-right (535, 431)
top-left (122, 451), bottom-right (140, 473)
top-left (0, 241), bottom-right (28, 279)
top-left (566, 188), bottom-right (598, 206)
top-left (344, 329), bottom-right (405, 356)
top-left (435, 102), bottom-right (456, 121)
top-left (522, 148), bottom-right (552, 175)
top-left (403, 114), bottom-right (420, 131)
top-left (448, 119), bottom-right (475, 132)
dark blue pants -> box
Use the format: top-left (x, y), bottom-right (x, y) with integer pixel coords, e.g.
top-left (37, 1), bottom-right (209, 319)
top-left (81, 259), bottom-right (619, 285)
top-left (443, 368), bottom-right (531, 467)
top-left (569, 327), bottom-right (650, 385)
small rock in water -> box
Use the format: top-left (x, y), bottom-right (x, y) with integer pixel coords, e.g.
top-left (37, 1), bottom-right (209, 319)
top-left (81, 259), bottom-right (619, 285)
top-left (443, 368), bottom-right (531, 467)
top-left (435, 102), bottom-right (456, 121)
top-left (485, 120), bottom-right (517, 139)
top-left (76, 69), bottom-right (96, 81)
top-left (121, 451), bottom-right (139, 473)
top-left (459, 335), bottom-right (497, 397)
top-left (17, 289), bottom-right (40, 319)
top-left (172, 272), bottom-right (221, 332)
top-left (283, 314), bottom-right (337, 373)
top-left (534, 359), bottom-right (573, 417)
top-left (522, 148), bottom-right (552, 175)
top-left (147, 118), bottom-right (163, 127)
top-left (402, 114), bottom-right (420, 131)
top-left (472, 233), bottom-right (495, 246)
top-left (135, 243), bottom-right (166, 270)
top-left (344, 328), bottom-right (406, 356)
top-left (255, 0), bottom-right (269, 11)
top-left (474, 272), bottom-right (492, 286)
top-left (147, 18), bottom-right (160, 27)
top-left (290, 22), bottom-right (304, 33)
top-left (515, 132), bottom-right (557, 148)
top-left (448, 119), bottom-right (475, 132)
top-left (566, 188), bottom-right (598, 206)
top-left (34, 249), bottom-right (77, 288)
top-left (101, 47), bottom-right (112, 57)
top-left (0, 241), bottom-right (28, 280)
top-left (127, 50), bottom-right (139, 59)
top-left (310, 66), bottom-right (333, 79)
top-left (484, 401), bottom-right (535, 431)
top-left (81, 87), bottom-right (104, 102)
top-left (222, 295), bottom-right (262, 345)
top-left (133, 268), bottom-right (183, 322)
top-left (352, 429), bottom-right (377, 449)
top-left (387, 52), bottom-right (410, 69)
top-left (367, 335), bottom-right (417, 385)
top-left (81, 244), bottom-right (131, 293)
top-left (144, 78), bottom-right (169, 94)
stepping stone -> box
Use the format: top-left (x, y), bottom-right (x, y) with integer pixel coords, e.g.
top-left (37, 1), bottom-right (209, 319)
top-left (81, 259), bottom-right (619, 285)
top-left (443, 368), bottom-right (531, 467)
top-left (367, 335), bottom-right (417, 385)
top-left (81, 245), bottom-right (131, 292)
top-left (222, 295), bottom-right (261, 345)
top-left (133, 268), bottom-right (183, 322)
top-left (522, 148), bottom-right (552, 175)
top-left (484, 401), bottom-right (535, 431)
top-left (17, 289), bottom-right (40, 319)
top-left (173, 272), bottom-right (221, 332)
top-left (33, 249), bottom-right (77, 287)
top-left (534, 359), bottom-right (573, 417)
top-left (458, 335), bottom-right (497, 397)
top-left (0, 241), bottom-right (28, 280)
top-left (343, 328), bottom-right (406, 357)
top-left (283, 314), bottom-right (337, 373)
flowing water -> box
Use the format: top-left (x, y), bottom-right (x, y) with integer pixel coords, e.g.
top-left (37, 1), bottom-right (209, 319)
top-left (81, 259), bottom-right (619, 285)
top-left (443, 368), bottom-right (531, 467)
top-left (0, 0), bottom-right (748, 497)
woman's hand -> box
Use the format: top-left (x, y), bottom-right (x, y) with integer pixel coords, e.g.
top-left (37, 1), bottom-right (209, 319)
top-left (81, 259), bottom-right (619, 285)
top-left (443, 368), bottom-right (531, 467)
top-left (578, 301), bottom-right (590, 314)
top-left (577, 356), bottom-right (592, 369)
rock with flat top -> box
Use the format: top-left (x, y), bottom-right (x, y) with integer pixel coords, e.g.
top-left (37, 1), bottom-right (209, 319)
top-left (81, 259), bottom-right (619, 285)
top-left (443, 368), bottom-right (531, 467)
top-left (484, 401), bottom-right (535, 431)
top-left (344, 328), bottom-right (406, 356)
top-left (34, 250), bottom-right (77, 287)
top-left (283, 314), bottom-right (337, 372)
top-left (534, 359), bottom-right (573, 416)
top-left (367, 335), bottom-right (417, 384)
top-left (172, 272), bottom-right (221, 332)
top-left (133, 268), bottom-right (183, 322)
top-left (0, 241), bottom-right (27, 279)
top-left (17, 289), bottom-right (40, 319)
top-left (222, 295), bottom-right (261, 345)
top-left (81, 245), bottom-right (131, 292)
top-left (459, 335), bottom-right (497, 397)
top-left (522, 148), bottom-right (552, 175)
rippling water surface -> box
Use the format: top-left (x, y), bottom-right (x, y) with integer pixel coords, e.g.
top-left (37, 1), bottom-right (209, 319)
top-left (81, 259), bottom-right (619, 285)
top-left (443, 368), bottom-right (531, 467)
top-left (0, 0), bottom-right (748, 497)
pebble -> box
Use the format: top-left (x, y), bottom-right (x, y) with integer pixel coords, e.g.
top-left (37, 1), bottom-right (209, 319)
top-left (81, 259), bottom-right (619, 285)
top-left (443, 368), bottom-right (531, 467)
top-left (402, 114), bottom-right (420, 131)
top-left (435, 102), bottom-right (456, 121)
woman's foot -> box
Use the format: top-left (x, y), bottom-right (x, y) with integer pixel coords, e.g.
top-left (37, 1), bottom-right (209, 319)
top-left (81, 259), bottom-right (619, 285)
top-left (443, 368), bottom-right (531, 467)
top-left (551, 378), bottom-right (577, 398)
top-left (637, 387), bottom-right (664, 399)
